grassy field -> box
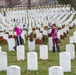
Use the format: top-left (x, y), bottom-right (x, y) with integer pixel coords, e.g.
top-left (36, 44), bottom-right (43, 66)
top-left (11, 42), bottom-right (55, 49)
top-left (0, 26), bottom-right (76, 75)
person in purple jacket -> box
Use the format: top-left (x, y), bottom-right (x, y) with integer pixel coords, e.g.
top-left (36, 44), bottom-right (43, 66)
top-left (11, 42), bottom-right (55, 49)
top-left (50, 24), bottom-right (60, 53)
top-left (13, 22), bottom-right (25, 50)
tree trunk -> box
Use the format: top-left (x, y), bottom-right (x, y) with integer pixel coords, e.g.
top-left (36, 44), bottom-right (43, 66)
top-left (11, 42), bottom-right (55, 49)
top-left (8, 0), bottom-right (12, 7)
top-left (28, 0), bottom-right (31, 10)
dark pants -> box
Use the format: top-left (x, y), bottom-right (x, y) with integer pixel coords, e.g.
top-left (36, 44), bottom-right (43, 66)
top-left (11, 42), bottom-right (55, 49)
top-left (52, 38), bottom-right (58, 47)
top-left (13, 36), bottom-right (22, 50)
top-left (17, 36), bottom-right (22, 45)
top-left (52, 38), bottom-right (60, 52)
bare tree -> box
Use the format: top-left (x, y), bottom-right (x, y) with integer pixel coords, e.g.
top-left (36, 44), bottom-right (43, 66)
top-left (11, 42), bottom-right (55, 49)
top-left (7, 0), bottom-right (12, 7)
top-left (28, 0), bottom-right (31, 9)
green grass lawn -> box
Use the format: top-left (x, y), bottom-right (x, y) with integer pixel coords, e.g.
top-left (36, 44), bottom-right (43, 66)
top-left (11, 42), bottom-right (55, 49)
top-left (0, 26), bottom-right (76, 75)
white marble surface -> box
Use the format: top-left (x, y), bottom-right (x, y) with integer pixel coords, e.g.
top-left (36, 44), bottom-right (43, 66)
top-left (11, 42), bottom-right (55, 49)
top-left (43, 30), bottom-right (47, 35)
top-left (73, 31), bottom-right (76, 36)
top-left (57, 30), bottom-right (61, 39)
top-left (7, 38), bottom-right (15, 51)
top-left (27, 52), bottom-right (38, 70)
top-left (21, 32), bottom-right (25, 43)
top-left (3, 34), bottom-right (8, 40)
top-left (69, 36), bottom-right (76, 43)
top-left (7, 65), bottom-right (21, 75)
top-left (40, 45), bottom-right (48, 60)
top-left (17, 45), bottom-right (25, 61)
top-left (0, 52), bottom-right (7, 71)
top-left (28, 40), bottom-right (35, 51)
top-left (60, 52), bottom-right (71, 72)
top-left (36, 33), bottom-right (42, 39)
top-left (66, 44), bottom-right (75, 60)
top-left (0, 46), bottom-right (2, 52)
top-left (48, 37), bottom-right (53, 50)
top-left (49, 66), bottom-right (64, 75)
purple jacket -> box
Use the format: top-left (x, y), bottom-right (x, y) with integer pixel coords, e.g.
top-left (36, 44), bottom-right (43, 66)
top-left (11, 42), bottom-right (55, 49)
top-left (50, 27), bottom-right (58, 39)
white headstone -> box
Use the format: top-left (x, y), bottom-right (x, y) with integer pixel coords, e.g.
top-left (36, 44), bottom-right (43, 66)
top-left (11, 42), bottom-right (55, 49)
top-left (57, 30), bottom-right (61, 39)
top-left (66, 44), bottom-right (75, 60)
top-left (3, 34), bottom-right (8, 40)
top-left (7, 65), bottom-right (21, 75)
top-left (0, 46), bottom-right (2, 52)
top-left (73, 31), bottom-right (76, 36)
top-left (65, 26), bottom-right (69, 32)
top-left (9, 31), bottom-right (13, 36)
top-left (28, 40), bottom-right (35, 51)
top-left (40, 27), bottom-right (44, 31)
top-left (35, 29), bottom-right (39, 34)
top-left (27, 52), bottom-right (38, 70)
top-left (21, 32), bottom-right (25, 43)
top-left (36, 33), bottom-right (42, 39)
top-left (17, 45), bottom-right (25, 61)
top-left (69, 36), bottom-right (76, 43)
top-left (59, 52), bottom-right (71, 72)
top-left (7, 38), bottom-right (15, 51)
top-left (48, 37), bottom-right (53, 50)
top-left (63, 27), bottom-right (67, 34)
top-left (14, 32), bottom-right (16, 35)
top-left (49, 66), bottom-right (64, 75)
top-left (43, 30), bottom-right (47, 35)
top-left (0, 32), bottom-right (4, 37)
top-left (40, 45), bottom-right (48, 60)
top-left (60, 29), bottom-right (64, 36)
top-left (0, 52), bottom-right (7, 71)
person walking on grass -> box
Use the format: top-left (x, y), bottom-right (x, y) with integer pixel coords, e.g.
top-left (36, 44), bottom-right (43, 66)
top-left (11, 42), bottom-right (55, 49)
top-left (13, 22), bottom-right (25, 51)
top-left (49, 23), bottom-right (60, 53)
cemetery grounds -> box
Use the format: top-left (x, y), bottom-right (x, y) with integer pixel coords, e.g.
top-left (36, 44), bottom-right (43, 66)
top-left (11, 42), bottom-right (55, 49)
top-left (0, 19), bottom-right (76, 75)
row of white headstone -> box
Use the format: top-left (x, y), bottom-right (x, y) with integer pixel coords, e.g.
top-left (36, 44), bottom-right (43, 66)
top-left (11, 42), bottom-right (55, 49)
top-left (69, 31), bottom-right (76, 43)
top-left (4, 31), bottom-right (76, 75)
top-left (0, 20), bottom-right (69, 45)
top-left (0, 6), bottom-right (76, 75)
top-left (0, 22), bottom-right (75, 75)
top-left (0, 7), bottom-right (75, 45)
top-left (0, 5), bottom-right (75, 33)
top-left (0, 29), bottom-right (75, 75)
top-left (0, 9), bottom-right (75, 40)
top-left (0, 41), bottom-right (75, 75)
top-left (6, 52), bottom-right (71, 75)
